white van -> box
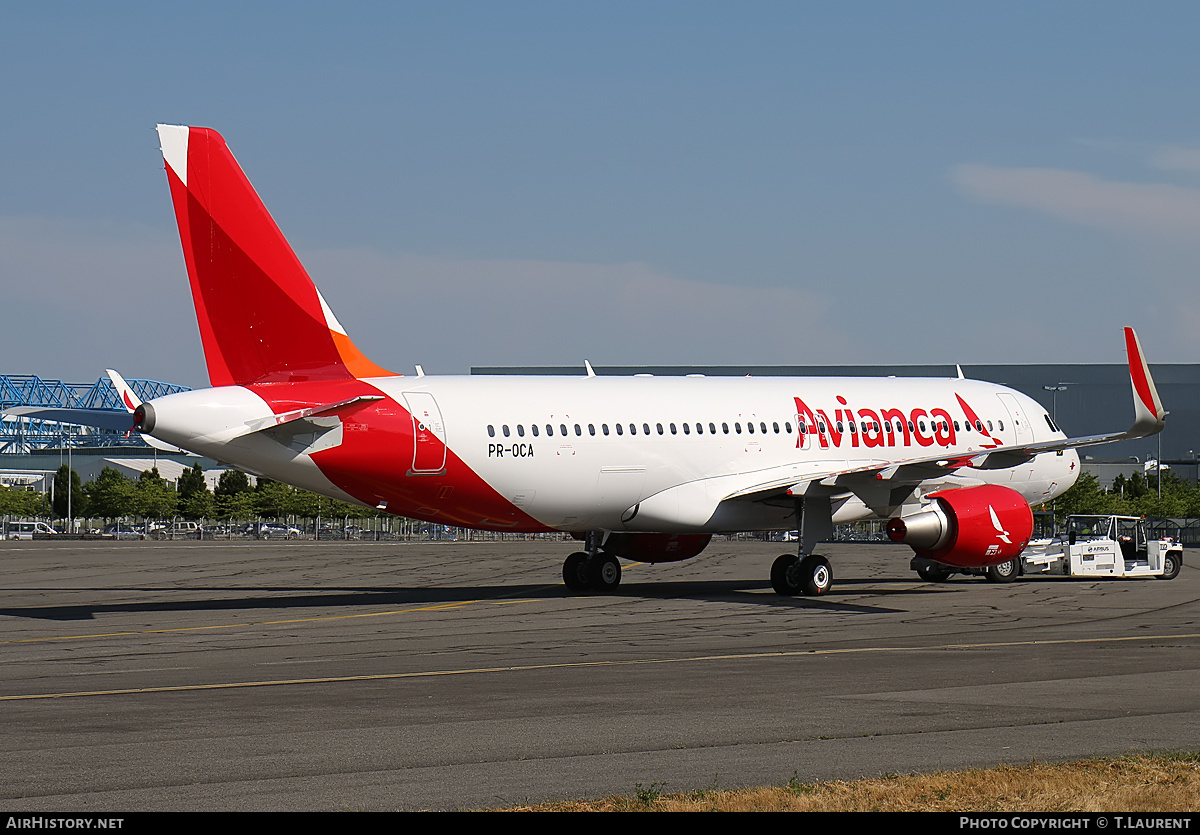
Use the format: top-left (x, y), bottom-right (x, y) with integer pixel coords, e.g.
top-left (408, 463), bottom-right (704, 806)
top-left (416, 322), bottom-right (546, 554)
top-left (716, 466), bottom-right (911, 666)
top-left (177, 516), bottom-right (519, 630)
top-left (5, 521), bottom-right (60, 540)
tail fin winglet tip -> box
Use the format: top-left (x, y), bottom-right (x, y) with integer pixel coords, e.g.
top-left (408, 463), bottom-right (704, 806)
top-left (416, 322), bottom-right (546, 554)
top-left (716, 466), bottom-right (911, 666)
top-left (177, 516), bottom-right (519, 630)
top-left (1124, 327), bottom-right (1166, 434)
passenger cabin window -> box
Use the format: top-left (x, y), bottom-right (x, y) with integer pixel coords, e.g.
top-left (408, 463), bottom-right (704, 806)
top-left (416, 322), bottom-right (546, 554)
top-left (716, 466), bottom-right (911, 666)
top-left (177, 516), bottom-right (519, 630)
top-left (503, 425), bottom-right (511, 437)
top-left (488, 425), bottom-right (495, 437)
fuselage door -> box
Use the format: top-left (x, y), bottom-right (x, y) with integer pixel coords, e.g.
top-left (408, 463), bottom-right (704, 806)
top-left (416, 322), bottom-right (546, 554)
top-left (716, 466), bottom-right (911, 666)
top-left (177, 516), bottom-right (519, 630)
top-left (996, 393), bottom-right (1033, 444)
top-left (402, 391), bottom-right (447, 475)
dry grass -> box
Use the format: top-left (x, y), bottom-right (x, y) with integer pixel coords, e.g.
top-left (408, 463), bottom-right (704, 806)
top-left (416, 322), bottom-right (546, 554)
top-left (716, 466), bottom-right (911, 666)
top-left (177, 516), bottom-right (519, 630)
top-left (501, 753), bottom-right (1200, 811)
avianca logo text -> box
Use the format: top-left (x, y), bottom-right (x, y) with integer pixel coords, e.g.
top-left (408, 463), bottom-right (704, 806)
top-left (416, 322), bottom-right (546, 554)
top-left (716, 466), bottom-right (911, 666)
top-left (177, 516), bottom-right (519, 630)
top-left (792, 394), bottom-right (1002, 450)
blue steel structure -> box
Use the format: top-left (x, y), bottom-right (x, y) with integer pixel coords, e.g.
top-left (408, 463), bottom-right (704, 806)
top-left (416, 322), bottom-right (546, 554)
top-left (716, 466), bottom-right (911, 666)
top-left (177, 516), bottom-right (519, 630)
top-left (0, 375), bottom-right (192, 453)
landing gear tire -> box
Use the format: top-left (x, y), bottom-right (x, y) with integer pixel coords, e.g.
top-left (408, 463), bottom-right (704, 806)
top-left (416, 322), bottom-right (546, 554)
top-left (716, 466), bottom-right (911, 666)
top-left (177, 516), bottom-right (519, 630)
top-left (587, 553), bottom-right (622, 592)
top-left (771, 555), bottom-right (800, 595)
top-left (771, 554), bottom-right (833, 596)
top-left (563, 552), bottom-right (591, 591)
top-left (1161, 552), bottom-right (1182, 580)
top-left (798, 554), bottom-right (833, 596)
top-left (985, 558), bottom-right (1020, 583)
top-left (917, 564), bottom-right (953, 582)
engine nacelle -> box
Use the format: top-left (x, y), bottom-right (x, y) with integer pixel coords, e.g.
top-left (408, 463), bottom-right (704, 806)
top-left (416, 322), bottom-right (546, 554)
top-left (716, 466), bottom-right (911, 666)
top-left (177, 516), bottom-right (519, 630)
top-left (572, 532), bottom-right (713, 563)
top-left (886, 484), bottom-right (1033, 568)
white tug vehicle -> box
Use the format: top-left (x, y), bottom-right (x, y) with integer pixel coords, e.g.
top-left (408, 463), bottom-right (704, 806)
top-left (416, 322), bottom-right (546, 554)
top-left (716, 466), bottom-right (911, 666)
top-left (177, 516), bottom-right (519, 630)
top-left (912, 514), bottom-right (1184, 583)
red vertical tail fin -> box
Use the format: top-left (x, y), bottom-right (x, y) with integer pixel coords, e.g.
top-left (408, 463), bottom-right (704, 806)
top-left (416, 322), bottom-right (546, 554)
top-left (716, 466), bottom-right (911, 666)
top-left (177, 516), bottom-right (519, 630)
top-left (157, 125), bottom-right (395, 386)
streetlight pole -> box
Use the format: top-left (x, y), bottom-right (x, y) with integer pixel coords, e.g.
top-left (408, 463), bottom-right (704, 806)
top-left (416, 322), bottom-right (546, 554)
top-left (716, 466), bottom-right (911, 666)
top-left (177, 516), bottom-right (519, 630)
top-left (1043, 385), bottom-right (1069, 532)
top-left (1043, 384), bottom-right (1069, 425)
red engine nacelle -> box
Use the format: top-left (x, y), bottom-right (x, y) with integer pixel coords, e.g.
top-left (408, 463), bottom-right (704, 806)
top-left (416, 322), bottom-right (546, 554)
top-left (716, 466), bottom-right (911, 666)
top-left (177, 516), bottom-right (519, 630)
top-left (571, 532), bottom-right (713, 563)
top-left (886, 484), bottom-right (1033, 568)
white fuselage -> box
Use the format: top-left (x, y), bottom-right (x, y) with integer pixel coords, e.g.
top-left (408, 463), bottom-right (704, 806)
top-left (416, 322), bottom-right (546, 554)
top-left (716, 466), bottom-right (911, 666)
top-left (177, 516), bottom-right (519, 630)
top-left (146, 373), bottom-right (1079, 534)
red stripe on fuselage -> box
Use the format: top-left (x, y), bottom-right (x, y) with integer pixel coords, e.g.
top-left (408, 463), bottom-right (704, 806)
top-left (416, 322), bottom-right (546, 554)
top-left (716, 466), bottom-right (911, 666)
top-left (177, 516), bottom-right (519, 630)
top-left (248, 381), bottom-right (551, 532)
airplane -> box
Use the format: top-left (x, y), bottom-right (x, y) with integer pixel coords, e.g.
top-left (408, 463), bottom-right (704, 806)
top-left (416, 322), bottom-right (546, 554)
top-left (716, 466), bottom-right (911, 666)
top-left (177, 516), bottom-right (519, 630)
top-left (13, 125), bottom-right (1168, 597)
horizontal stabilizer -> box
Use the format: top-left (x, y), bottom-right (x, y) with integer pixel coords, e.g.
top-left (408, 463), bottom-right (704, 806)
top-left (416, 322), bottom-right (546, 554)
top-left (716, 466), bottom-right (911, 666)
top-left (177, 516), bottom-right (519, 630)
top-left (1, 406), bottom-right (134, 432)
top-left (241, 395), bottom-right (384, 435)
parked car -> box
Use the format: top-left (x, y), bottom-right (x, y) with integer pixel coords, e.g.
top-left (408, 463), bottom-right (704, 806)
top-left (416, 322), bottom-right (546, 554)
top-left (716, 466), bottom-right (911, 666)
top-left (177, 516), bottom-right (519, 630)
top-left (199, 524), bottom-right (242, 540)
top-left (5, 521), bottom-right (60, 540)
top-left (148, 521), bottom-right (202, 540)
top-left (103, 523), bottom-right (146, 540)
top-left (256, 522), bottom-right (301, 540)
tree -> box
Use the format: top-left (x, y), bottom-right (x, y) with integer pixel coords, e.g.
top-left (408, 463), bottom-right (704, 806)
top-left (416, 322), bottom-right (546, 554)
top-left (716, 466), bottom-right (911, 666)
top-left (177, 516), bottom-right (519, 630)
top-left (215, 469), bottom-right (254, 520)
top-left (0, 485), bottom-right (48, 517)
top-left (85, 466), bottom-right (135, 521)
top-left (177, 462), bottom-right (213, 519)
top-left (51, 464), bottom-right (87, 520)
top-left (1052, 472), bottom-right (1119, 521)
top-left (254, 478), bottom-right (303, 519)
top-left (215, 469), bottom-right (251, 500)
top-left (134, 468), bottom-right (177, 519)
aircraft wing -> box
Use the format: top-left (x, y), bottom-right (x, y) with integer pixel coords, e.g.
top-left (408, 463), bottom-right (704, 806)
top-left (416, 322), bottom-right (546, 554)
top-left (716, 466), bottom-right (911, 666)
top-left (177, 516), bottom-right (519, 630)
top-left (722, 326), bottom-right (1165, 505)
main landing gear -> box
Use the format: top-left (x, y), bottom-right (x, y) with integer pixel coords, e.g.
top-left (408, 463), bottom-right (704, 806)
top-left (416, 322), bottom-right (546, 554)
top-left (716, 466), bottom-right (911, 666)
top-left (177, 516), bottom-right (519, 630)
top-left (770, 494), bottom-right (837, 596)
top-left (563, 531), bottom-right (623, 593)
top-left (771, 553), bottom-right (833, 596)
top-left (562, 550), bottom-right (622, 592)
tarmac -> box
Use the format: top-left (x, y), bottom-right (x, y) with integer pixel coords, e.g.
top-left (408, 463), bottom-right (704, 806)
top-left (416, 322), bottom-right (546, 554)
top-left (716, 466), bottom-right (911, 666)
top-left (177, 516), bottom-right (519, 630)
top-left (1, 538), bottom-right (1197, 811)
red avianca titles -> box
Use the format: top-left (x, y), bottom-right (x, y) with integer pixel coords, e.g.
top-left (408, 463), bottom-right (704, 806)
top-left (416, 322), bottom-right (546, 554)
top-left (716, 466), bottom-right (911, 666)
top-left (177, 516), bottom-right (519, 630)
top-left (40, 126), bottom-right (1175, 596)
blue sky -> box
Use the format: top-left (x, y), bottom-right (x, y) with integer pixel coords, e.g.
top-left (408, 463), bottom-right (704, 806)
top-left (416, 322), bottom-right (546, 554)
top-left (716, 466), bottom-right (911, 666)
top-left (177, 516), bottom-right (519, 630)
top-left (4, 2), bottom-right (1200, 384)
